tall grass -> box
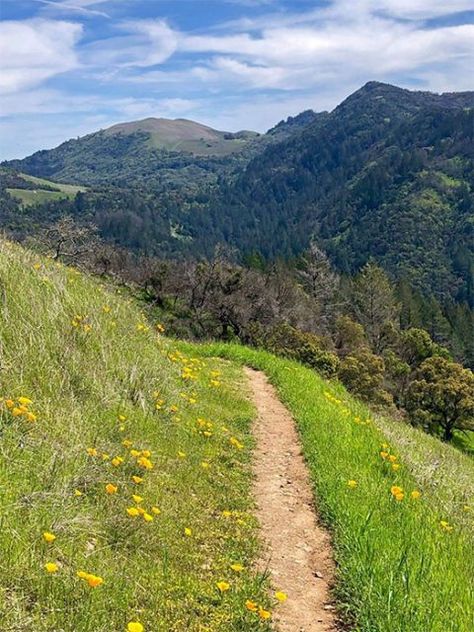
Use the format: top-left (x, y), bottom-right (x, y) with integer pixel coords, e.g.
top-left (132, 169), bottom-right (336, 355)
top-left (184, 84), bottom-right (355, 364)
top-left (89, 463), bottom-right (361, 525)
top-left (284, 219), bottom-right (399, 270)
top-left (0, 241), bottom-right (272, 632)
top-left (187, 342), bottom-right (474, 632)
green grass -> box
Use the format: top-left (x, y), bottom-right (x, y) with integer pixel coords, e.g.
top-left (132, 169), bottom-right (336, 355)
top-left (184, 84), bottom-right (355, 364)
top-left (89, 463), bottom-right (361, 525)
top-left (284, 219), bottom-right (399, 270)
top-left (19, 173), bottom-right (86, 194)
top-left (0, 241), bottom-right (272, 632)
top-left (7, 174), bottom-right (85, 206)
top-left (6, 188), bottom-right (76, 206)
top-left (183, 342), bottom-right (474, 632)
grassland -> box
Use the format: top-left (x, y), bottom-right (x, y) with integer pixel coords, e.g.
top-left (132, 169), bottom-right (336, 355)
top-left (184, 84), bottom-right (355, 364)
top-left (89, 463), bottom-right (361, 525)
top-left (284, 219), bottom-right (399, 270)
top-left (184, 342), bottom-right (474, 632)
top-left (6, 173), bottom-right (85, 206)
top-left (0, 241), bottom-right (274, 632)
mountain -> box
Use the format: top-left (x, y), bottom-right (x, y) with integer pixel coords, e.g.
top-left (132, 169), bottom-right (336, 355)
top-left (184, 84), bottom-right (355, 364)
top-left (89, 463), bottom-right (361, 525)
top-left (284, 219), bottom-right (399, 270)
top-left (180, 82), bottom-right (474, 303)
top-left (103, 117), bottom-right (260, 154)
top-left (1, 82), bottom-right (473, 307)
top-left (2, 117), bottom-right (262, 189)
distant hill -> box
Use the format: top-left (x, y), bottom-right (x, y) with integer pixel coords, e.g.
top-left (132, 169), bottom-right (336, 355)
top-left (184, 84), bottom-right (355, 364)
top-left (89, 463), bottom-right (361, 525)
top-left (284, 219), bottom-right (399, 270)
top-left (103, 117), bottom-right (260, 155)
top-left (2, 118), bottom-right (262, 189)
top-left (1, 82), bottom-right (473, 309)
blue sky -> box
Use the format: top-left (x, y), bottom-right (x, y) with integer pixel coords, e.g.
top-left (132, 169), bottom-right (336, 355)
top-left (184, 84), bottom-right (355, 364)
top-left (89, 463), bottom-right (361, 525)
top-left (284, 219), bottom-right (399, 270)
top-left (0, 0), bottom-right (473, 160)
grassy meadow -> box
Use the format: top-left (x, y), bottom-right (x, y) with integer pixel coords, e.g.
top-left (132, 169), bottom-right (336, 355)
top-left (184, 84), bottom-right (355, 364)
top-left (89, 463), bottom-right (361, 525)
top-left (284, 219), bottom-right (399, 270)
top-left (6, 173), bottom-right (85, 207)
top-left (185, 342), bottom-right (474, 632)
top-left (0, 241), bottom-right (274, 632)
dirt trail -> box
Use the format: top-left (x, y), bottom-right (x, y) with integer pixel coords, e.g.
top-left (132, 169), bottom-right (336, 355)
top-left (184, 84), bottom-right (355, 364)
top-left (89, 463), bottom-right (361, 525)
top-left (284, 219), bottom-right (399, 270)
top-left (245, 367), bottom-right (338, 632)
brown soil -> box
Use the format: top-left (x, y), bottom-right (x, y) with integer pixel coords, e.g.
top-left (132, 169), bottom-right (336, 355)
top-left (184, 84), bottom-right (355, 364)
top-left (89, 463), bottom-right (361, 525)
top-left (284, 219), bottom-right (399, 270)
top-left (245, 367), bottom-right (339, 632)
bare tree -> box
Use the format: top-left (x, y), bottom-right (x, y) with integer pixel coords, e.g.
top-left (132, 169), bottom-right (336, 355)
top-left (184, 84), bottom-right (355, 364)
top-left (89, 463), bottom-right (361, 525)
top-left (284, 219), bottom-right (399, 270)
top-left (40, 217), bottom-right (100, 265)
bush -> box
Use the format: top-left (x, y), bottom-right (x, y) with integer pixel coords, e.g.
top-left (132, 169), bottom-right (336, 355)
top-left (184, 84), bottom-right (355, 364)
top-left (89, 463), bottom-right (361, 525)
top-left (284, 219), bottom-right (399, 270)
top-left (253, 323), bottom-right (339, 378)
top-left (338, 348), bottom-right (392, 405)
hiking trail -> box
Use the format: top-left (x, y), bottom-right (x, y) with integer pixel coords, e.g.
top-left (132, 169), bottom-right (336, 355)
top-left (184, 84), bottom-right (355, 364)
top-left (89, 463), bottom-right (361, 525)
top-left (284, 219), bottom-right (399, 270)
top-left (245, 367), bottom-right (339, 632)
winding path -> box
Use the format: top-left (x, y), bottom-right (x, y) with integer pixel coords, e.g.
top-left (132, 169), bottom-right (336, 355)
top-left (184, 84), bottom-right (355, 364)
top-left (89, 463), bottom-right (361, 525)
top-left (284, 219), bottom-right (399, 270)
top-left (245, 367), bottom-right (339, 632)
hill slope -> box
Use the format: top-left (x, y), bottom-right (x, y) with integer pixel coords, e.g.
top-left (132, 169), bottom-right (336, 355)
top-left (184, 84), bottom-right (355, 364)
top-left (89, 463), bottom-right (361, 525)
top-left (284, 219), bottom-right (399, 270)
top-left (1, 240), bottom-right (473, 631)
top-left (182, 82), bottom-right (474, 303)
top-left (0, 240), bottom-right (272, 631)
top-left (2, 118), bottom-right (261, 188)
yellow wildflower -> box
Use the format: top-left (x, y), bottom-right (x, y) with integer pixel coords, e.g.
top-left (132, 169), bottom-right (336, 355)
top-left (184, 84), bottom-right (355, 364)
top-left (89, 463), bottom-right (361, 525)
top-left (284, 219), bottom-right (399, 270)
top-left (216, 581), bottom-right (230, 592)
top-left (126, 507), bottom-right (140, 517)
top-left (138, 456), bottom-right (153, 470)
top-left (127, 623), bottom-right (144, 632)
top-left (275, 591), bottom-right (287, 602)
top-left (258, 608), bottom-right (271, 620)
top-left (380, 451), bottom-right (389, 459)
top-left (105, 483), bottom-right (118, 495)
top-left (151, 507), bottom-right (161, 515)
top-left (230, 564), bottom-right (244, 572)
top-left (143, 513), bottom-right (154, 522)
top-left (130, 449), bottom-right (141, 458)
top-left (86, 574), bottom-right (103, 588)
top-left (347, 480), bottom-right (357, 489)
top-left (122, 439), bottom-right (133, 448)
top-left (74, 489), bottom-right (83, 497)
top-left (132, 475), bottom-right (144, 484)
top-left (18, 397), bottom-right (33, 406)
top-left (111, 456), bottom-right (124, 467)
top-left (42, 532), bottom-right (56, 543)
top-left (440, 520), bottom-right (453, 532)
top-left (132, 495), bottom-right (144, 504)
top-left (201, 461), bottom-right (210, 469)
top-left (86, 448), bottom-right (98, 457)
top-left (45, 562), bottom-right (59, 574)
top-left (411, 490), bottom-right (421, 500)
top-left (245, 600), bottom-right (258, 612)
top-left (392, 463), bottom-right (400, 471)
top-left (184, 527), bottom-right (192, 537)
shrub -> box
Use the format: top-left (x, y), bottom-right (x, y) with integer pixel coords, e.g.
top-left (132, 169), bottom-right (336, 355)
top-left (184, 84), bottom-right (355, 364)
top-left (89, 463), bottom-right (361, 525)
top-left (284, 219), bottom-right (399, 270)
top-left (406, 356), bottom-right (474, 440)
top-left (255, 323), bottom-right (339, 378)
top-left (338, 348), bottom-right (392, 405)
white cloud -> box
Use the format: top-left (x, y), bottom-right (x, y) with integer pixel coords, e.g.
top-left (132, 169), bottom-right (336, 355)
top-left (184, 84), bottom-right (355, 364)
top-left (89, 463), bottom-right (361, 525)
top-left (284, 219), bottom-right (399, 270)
top-left (36, 0), bottom-right (110, 18)
top-left (0, 19), bottom-right (82, 94)
top-left (82, 19), bottom-right (178, 67)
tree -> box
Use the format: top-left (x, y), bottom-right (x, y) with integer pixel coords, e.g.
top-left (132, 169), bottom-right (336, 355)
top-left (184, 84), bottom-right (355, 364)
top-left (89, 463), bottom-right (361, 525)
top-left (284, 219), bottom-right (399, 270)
top-left (334, 315), bottom-right (366, 357)
top-left (298, 241), bottom-right (340, 330)
top-left (338, 348), bottom-right (392, 405)
top-left (39, 216), bottom-right (99, 265)
top-left (351, 262), bottom-right (400, 352)
top-left (406, 356), bottom-right (474, 440)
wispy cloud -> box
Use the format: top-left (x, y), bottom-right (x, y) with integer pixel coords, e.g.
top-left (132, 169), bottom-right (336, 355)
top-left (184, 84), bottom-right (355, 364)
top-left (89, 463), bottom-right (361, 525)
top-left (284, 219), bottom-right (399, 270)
top-left (35, 0), bottom-right (110, 18)
top-left (0, 19), bottom-right (82, 95)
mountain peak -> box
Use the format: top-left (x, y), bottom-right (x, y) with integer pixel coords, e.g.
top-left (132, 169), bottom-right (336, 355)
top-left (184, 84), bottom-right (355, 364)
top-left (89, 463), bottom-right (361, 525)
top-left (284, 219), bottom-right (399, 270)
top-left (102, 117), bottom-right (258, 155)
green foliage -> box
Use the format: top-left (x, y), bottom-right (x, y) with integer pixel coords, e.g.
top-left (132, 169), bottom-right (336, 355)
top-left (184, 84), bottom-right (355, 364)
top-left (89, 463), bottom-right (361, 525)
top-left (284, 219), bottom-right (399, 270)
top-left (406, 356), bottom-right (474, 440)
top-left (338, 348), bottom-right (392, 405)
top-left (350, 262), bottom-right (400, 352)
top-left (255, 323), bottom-right (339, 378)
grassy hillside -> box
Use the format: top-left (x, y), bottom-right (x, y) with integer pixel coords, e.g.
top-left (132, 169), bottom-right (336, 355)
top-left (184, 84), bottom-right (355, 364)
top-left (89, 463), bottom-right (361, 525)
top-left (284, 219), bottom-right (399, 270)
top-left (104, 118), bottom-right (259, 156)
top-left (185, 342), bottom-right (474, 632)
top-left (0, 241), bottom-right (274, 632)
top-left (6, 173), bottom-right (84, 207)
top-left (1, 240), bottom-right (473, 631)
